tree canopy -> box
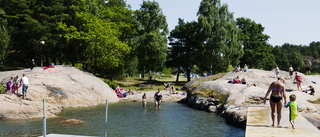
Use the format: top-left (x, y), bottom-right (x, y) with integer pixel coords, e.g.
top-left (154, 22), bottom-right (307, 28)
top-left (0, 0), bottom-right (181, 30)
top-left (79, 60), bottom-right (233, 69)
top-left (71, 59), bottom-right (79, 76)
top-left (197, 0), bottom-right (243, 73)
top-left (0, 0), bottom-right (319, 81)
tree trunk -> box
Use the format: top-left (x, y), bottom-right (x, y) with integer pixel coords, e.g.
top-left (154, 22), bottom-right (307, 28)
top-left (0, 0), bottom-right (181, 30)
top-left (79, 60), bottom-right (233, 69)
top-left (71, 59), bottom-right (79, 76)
top-left (187, 66), bottom-right (191, 82)
top-left (175, 65), bottom-right (180, 84)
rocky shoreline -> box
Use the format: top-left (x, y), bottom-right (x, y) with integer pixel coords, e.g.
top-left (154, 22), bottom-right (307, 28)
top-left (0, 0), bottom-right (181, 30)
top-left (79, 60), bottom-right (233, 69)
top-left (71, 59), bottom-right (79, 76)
top-left (186, 94), bottom-right (247, 128)
top-left (1, 67), bottom-right (319, 130)
top-left (183, 69), bottom-right (320, 129)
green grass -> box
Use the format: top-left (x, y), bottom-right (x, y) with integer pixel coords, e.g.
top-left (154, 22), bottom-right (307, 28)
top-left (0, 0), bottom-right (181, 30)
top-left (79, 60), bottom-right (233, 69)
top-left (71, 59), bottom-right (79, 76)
top-left (114, 75), bottom-right (193, 91)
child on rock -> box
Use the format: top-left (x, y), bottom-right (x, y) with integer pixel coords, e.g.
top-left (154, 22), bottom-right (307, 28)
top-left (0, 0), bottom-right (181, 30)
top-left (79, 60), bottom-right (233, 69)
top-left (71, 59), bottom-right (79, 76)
top-left (285, 94), bottom-right (299, 129)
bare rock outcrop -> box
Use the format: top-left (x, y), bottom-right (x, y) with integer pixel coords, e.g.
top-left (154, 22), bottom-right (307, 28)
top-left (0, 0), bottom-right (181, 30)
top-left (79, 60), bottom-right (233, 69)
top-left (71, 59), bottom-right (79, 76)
top-left (0, 66), bottom-right (119, 120)
top-left (184, 69), bottom-right (320, 129)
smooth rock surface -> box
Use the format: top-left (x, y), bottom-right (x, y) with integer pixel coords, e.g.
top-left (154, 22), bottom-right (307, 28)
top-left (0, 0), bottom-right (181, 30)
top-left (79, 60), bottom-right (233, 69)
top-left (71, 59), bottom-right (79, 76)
top-left (0, 66), bottom-right (119, 120)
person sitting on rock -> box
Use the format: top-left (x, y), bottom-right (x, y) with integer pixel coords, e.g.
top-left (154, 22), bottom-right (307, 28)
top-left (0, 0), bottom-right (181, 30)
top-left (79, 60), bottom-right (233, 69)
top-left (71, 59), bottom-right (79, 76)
top-left (243, 64), bottom-right (249, 72)
top-left (233, 76), bottom-right (241, 84)
top-left (241, 78), bottom-right (247, 84)
top-left (309, 85), bottom-right (315, 96)
top-left (169, 86), bottom-right (175, 94)
top-left (234, 65), bottom-right (241, 72)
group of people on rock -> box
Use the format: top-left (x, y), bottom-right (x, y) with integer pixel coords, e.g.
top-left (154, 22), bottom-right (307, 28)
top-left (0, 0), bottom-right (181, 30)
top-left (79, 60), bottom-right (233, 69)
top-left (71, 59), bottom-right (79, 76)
top-left (234, 64), bottom-right (249, 72)
top-left (6, 74), bottom-right (29, 99)
top-left (276, 59), bottom-right (313, 79)
top-left (275, 63), bottom-right (315, 96)
top-left (264, 60), bottom-right (316, 129)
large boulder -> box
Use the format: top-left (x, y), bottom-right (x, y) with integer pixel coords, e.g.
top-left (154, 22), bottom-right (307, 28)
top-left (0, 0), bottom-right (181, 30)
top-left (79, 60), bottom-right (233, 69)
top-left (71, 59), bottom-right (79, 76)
top-left (0, 66), bottom-right (119, 119)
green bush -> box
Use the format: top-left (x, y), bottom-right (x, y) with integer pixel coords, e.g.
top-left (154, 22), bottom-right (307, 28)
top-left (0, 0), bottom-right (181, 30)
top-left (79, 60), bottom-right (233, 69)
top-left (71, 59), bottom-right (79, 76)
top-left (103, 79), bottom-right (118, 90)
top-left (0, 83), bottom-right (7, 94)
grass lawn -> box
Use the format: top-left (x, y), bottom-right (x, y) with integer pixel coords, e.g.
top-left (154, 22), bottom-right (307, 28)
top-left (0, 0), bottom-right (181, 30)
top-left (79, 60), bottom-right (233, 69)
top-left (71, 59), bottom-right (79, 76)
top-left (115, 75), bottom-right (193, 91)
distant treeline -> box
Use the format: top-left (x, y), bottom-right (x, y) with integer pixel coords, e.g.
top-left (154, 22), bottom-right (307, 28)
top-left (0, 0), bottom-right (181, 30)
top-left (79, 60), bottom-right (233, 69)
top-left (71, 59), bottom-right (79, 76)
top-left (0, 0), bottom-right (319, 81)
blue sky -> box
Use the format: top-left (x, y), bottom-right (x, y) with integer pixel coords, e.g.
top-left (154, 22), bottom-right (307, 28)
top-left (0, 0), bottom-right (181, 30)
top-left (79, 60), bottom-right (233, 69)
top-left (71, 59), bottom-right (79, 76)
top-left (126, 0), bottom-right (320, 46)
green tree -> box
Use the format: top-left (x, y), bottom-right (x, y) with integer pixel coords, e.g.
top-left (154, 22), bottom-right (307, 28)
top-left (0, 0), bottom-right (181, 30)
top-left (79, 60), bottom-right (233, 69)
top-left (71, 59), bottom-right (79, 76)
top-left (1, 0), bottom-right (41, 66)
top-left (100, 0), bottom-right (140, 79)
top-left (276, 43), bottom-right (306, 72)
top-left (135, 1), bottom-right (168, 78)
top-left (0, 9), bottom-right (10, 68)
top-left (57, 3), bottom-right (130, 76)
top-left (197, 0), bottom-right (243, 73)
top-left (288, 51), bottom-right (305, 72)
top-left (236, 17), bottom-right (275, 69)
top-left (169, 19), bottom-right (201, 82)
top-left (309, 41), bottom-right (320, 59)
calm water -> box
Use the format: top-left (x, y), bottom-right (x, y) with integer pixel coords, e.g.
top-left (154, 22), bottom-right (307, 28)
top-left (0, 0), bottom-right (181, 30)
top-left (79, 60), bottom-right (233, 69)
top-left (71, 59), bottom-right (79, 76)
top-left (0, 102), bottom-right (244, 137)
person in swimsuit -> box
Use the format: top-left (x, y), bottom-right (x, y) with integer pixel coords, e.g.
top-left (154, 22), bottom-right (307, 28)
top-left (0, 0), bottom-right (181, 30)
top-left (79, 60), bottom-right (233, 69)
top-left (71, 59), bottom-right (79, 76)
top-left (154, 89), bottom-right (162, 108)
top-left (13, 75), bottom-right (19, 95)
top-left (275, 65), bottom-right (280, 79)
top-left (309, 85), bottom-right (315, 96)
top-left (264, 77), bottom-right (287, 128)
top-left (294, 72), bottom-right (302, 90)
top-left (6, 77), bottom-right (13, 94)
top-left (288, 65), bottom-right (294, 79)
top-left (142, 93), bottom-right (147, 108)
top-left (306, 59), bottom-right (312, 74)
top-left (285, 94), bottom-right (299, 129)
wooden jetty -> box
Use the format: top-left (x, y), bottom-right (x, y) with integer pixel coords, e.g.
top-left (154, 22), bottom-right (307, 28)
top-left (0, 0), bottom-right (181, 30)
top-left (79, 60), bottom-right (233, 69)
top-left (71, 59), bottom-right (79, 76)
top-left (246, 107), bottom-right (320, 137)
top-left (40, 134), bottom-right (96, 137)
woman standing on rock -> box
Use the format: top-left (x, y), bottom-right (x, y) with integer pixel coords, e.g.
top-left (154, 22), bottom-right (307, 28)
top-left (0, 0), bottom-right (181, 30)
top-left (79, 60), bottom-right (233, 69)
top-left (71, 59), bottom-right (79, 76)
top-left (264, 76), bottom-right (287, 128)
top-left (288, 65), bottom-right (294, 79)
top-left (275, 65), bottom-right (280, 79)
top-left (294, 72), bottom-right (302, 91)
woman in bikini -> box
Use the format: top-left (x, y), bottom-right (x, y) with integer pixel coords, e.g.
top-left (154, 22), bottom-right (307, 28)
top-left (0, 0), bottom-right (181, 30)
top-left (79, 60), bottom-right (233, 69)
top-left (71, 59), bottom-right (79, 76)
top-left (264, 77), bottom-right (287, 128)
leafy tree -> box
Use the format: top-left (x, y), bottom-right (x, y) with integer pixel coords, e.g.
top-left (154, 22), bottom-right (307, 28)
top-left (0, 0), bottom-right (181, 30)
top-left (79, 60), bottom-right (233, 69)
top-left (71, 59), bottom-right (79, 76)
top-left (100, 0), bottom-right (140, 79)
top-left (135, 1), bottom-right (168, 78)
top-left (272, 46), bottom-right (288, 70)
top-left (197, 0), bottom-right (243, 73)
top-left (123, 55), bottom-right (139, 77)
top-left (169, 19), bottom-right (201, 82)
top-left (0, 9), bottom-right (11, 68)
top-left (309, 41), bottom-right (320, 59)
top-left (236, 17), bottom-right (275, 69)
top-left (272, 44), bottom-right (305, 72)
top-left (288, 51), bottom-right (305, 72)
top-left (57, 2), bottom-right (130, 76)
top-left (1, 0), bottom-right (40, 66)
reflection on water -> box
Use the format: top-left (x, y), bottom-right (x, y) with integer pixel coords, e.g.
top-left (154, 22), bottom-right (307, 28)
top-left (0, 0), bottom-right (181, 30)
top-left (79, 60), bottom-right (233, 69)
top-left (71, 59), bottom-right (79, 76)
top-left (0, 102), bottom-right (245, 137)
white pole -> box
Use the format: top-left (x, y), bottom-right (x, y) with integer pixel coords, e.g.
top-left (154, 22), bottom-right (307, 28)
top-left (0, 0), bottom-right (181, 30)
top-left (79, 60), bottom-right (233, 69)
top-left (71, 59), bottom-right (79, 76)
top-left (104, 100), bottom-right (108, 137)
top-left (43, 99), bottom-right (46, 137)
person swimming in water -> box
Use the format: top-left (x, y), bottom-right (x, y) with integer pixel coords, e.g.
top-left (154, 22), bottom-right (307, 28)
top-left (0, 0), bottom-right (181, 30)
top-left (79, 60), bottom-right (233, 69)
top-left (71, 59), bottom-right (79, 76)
top-left (264, 76), bottom-right (287, 128)
top-left (154, 89), bottom-right (162, 108)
